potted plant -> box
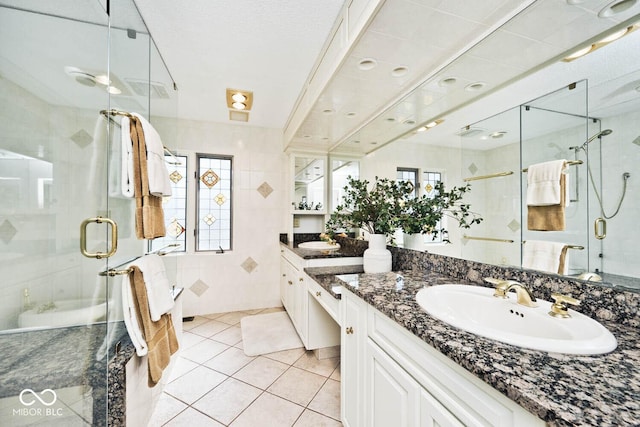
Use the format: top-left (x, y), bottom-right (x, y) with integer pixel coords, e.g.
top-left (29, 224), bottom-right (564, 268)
top-left (326, 176), bottom-right (414, 273)
top-left (399, 181), bottom-right (482, 249)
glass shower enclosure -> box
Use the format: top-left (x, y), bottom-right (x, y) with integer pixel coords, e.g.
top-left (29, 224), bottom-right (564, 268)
top-left (0, 0), bottom-right (177, 425)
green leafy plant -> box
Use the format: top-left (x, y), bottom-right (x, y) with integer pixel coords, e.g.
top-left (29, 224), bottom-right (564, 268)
top-left (326, 176), bottom-right (414, 236)
top-left (398, 181), bottom-right (482, 242)
top-left (326, 176), bottom-right (482, 242)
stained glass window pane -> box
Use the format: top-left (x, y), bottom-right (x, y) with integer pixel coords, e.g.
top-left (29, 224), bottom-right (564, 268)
top-left (423, 171), bottom-right (443, 244)
top-left (197, 154), bottom-right (233, 251)
top-left (149, 154), bottom-right (188, 253)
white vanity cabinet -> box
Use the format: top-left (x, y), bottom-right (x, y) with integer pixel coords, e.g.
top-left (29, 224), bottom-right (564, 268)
top-left (279, 246), bottom-right (341, 350)
top-left (341, 289), bottom-right (545, 427)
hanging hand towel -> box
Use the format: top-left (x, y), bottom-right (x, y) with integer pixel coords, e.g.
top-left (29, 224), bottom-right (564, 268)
top-left (132, 113), bottom-right (172, 197)
top-left (122, 270), bottom-right (148, 357)
top-left (130, 116), bottom-right (166, 239)
top-left (526, 160), bottom-right (568, 231)
top-left (128, 266), bottom-right (179, 387)
top-left (133, 254), bottom-right (174, 322)
top-left (522, 240), bottom-right (569, 275)
top-left (121, 116), bottom-right (135, 198)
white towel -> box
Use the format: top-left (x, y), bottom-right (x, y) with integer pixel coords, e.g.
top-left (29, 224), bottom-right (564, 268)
top-left (132, 113), bottom-right (172, 198)
top-left (121, 116), bottom-right (135, 198)
top-left (122, 271), bottom-right (148, 356)
top-left (526, 160), bottom-right (566, 206)
top-left (133, 254), bottom-right (174, 322)
top-left (522, 240), bottom-right (568, 275)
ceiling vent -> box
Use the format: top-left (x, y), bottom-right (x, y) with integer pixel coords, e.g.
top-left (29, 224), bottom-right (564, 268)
top-left (229, 110), bottom-right (249, 122)
top-left (456, 126), bottom-right (486, 137)
top-left (126, 79), bottom-right (171, 99)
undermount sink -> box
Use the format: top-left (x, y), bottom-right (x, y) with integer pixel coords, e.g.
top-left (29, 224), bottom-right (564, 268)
top-left (416, 284), bottom-right (617, 355)
top-left (298, 241), bottom-right (340, 251)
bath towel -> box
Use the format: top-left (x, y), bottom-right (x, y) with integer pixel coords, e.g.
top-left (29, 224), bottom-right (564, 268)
top-left (522, 240), bottom-right (569, 275)
top-left (526, 160), bottom-right (566, 206)
top-left (527, 173), bottom-right (567, 231)
top-left (130, 116), bottom-right (167, 239)
top-left (122, 270), bottom-right (148, 357)
top-left (134, 254), bottom-right (174, 322)
top-left (128, 266), bottom-right (179, 387)
top-left (121, 116), bottom-right (135, 198)
top-left (132, 113), bottom-right (172, 198)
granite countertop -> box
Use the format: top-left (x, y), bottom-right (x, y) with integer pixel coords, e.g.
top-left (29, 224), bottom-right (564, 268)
top-left (280, 240), bottom-right (365, 260)
top-left (304, 268), bottom-right (640, 427)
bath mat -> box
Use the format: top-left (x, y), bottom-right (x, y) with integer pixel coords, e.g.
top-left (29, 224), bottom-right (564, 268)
top-left (241, 311), bottom-right (303, 356)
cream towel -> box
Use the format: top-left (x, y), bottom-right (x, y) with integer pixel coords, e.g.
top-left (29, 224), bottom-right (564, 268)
top-left (527, 174), bottom-right (567, 231)
top-left (132, 113), bottom-right (172, 197)
top-left (122, 270), bottom-right (148, 357)
top-left (134, 254), bottom-right (174, 322)
top-left (522, 240), bottom-right (569, 275)
top-left (526, 160), bottom-right (566, 206)
top-left (128, 266), bottom-right (179, 387)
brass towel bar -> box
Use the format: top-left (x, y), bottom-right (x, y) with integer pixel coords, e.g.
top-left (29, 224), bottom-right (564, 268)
top-left (463, 171), bottom-right (514, 182)
top-left (99, 109), bottom-right (182, 166)
top-left (98, 243), bottom-right (181, 276)
top-left (522, 241), bottom-right (584, 250)
top-left (463, 235), bottom-right (514, 243)
top-left (522, 159), bottom-right (582, 172)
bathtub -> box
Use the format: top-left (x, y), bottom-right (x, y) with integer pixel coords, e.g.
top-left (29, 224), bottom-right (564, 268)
top-left (18, 299), bottom-right (107, 328)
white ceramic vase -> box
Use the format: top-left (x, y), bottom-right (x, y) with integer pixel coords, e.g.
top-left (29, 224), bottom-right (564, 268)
top-left (363, 234), bottom-right (392, 273)
top-left (403, 233), bottom-right (425, 251)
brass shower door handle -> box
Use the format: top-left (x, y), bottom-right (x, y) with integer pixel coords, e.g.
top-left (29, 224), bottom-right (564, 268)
top-left (594, 217), bottom-right (606, 240)
top-left (80, 216), bottom-right (118, 259)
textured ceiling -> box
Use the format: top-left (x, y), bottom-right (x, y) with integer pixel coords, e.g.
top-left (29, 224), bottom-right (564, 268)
top-left (133, 0), bottom-right (345, 129)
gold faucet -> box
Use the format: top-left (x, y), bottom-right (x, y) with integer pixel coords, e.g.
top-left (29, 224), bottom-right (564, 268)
top-left (549, 293), bottom-right (581, 318)
top-left (484, 278), bottom-right (537, 307)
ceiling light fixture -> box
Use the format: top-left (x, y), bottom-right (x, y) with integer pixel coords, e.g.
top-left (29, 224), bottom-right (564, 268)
top-left (358, 58), bottom-right (377, 71)
top-left (465, 82), bottom-right (487, 92)
top-left (562, 24), bottom-right (637, 62)
top-left (226, 88), bottom-right (253, 111)
top-left (391, 66), bottom-right (409, 77)
top-left (438, 77), bottom-right (457, 87)
top-left (598, 0), bottom-right (637, 18)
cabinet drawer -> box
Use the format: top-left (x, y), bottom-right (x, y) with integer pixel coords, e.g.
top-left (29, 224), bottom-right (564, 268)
top-left (307, 278), bottom-right (339, 323)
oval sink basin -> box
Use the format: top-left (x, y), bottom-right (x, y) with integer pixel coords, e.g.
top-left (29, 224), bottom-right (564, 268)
top-left (298, 241), bottom-right (340, 251)
top-left (416, 285), bottom-right (617, 355)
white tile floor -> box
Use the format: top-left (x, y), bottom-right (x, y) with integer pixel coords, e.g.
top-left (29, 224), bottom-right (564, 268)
top-left (149, 307), bottom-right (342, 427)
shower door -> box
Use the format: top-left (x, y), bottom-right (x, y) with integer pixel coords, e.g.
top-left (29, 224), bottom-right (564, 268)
top-left (0, 1), bottom-right (147, 425)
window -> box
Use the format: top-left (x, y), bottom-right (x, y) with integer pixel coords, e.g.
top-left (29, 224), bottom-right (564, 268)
top-left (423, 171), bottom-right (443, 243)
top-left (149, 154), bottom-right (188, 253)
top-left (196, 154), bottom-right (233, 251)
top-left (396, 168), bottom-right (418, 198)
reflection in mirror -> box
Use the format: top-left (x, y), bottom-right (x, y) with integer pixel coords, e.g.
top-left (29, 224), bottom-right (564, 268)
top-left (293, 156), bottom-right (325, 211)
top-left (330, 158), bottom-right (359, 212)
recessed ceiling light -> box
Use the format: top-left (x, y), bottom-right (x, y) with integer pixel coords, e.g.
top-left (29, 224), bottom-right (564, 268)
top-left (346, 112), bottom-right (357, 117)
top-left (386, 117), bottom-right (396, 122)
top-left (490, 131), bottom-right (507, 139)
top-left (563, 45), bottom-right (594, 61)
top-left (358, 58), bottom-right (377, 71)
top-left (352, 140), bottom-right (360, 144)
top-left (322, 109), bottom-right (334, 115)
top-left (371, 141), bottom-right (378, 145)
top-left (391, 66), bottom-right (409, 77)
top-left (303, 135), bottom-right (312, 139)
top-left (438, 77), bottom-right (457, 87)
top-left (231, 93), bottom-right (247, 103)
top-left (404, 119), bottom-right (416, 125)
top-left (232, 101), bottom-right (246, 110)
top-left (465, 82), bottom-right (486, 92)
top-left (598, 0), bottom-right (637, 18)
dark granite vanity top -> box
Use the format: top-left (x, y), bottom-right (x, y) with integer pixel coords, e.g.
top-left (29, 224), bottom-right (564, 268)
top-left (304, 267), bottom-right (640, 427)
top-left (280, 233), bottom-right (367, 260)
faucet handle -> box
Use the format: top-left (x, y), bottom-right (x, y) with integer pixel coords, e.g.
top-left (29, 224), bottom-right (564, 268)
top-left (484, 277), bottom-right (520, 298)
top-left (549, 293), bottom-right (581, 318)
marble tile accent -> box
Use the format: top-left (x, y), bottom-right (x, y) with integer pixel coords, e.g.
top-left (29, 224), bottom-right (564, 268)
top-left (0, 219), bottom-right (17, 244)
top-left (257, 181), bottom-right (274, 198)
top-left (241, 257), bottom-right (258, 273)
top-left (70, 128), bottom-right (93, 147)
top-left (189, 279), bottom-right (209, 297)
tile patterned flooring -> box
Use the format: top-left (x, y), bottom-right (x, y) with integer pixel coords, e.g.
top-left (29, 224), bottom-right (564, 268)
top-left (149, 307), bottom-right (343, 427)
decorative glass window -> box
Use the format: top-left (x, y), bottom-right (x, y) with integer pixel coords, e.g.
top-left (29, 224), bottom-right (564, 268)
top-left (197, 154), bottom-right (232, 251)
top-left (397, 168), bottom-right (419, 198)
top-left (423, 171), bottom-right (443, 243)
top-left (149, 154), bottom-right (187, 254)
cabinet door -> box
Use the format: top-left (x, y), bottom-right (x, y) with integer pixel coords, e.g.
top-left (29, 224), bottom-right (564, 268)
top-left (280, 256), bottom-right (295, 312)
top-left (420, 389), bottom-right (465, 427)
top-left (366, 339), bottom-right (420, 427)
top-left (292, 271), bottom-right (308, 346)
top-left (341, 291), bottom-right (367, 427)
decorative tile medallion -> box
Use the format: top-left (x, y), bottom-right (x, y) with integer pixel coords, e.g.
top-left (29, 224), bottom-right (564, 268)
top-left (202, 213), bottom-right (216, 226)
top-left (257, 181), bottom-right (274, 199)
top-left (467, 162), bottom-right (478, 175)
top-left (200, 169), bottom-right (219, 188)
top-left (241, 257), bottom-right (258, 273)
top-left (508, 219), bottom-right (521, 232)
top-left (167, 218), bottom-right (186, 238)
top-left (424, 183), bottom-right (433, 194)
top-left (190, 279), bottom-right (209, 297)
top-left (214, 193), bottom-right (226, 206)
top-left (70, 129), bottom-right (93, 148)
top-left (0, 219), bottom-right (17, 244)
top-left (169, 170), bottom-right (183, 184)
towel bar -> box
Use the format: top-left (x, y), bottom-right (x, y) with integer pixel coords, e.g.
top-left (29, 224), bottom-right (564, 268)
top-left (522, 159), bottom-right (582, 172)
top-left (463, 235), bottom-right (514, 243)
top-left (522, 241), bottom-right (584, 250)
top-left (463, 171), bottom-right (514, 182)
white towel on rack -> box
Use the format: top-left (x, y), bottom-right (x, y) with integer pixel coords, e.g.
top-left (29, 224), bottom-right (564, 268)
top-left (122, 270), bottom-right (148, 356)
top-left (526, 160), bottom-right (566, 206)
top-left (522, 240), bottom-right (569, 275)
top-left (133, 254), bottom-right (174, 322)
top-left (121, 116), bottom-right (135, 198)
top-left (132, 113), bottom-right (172, 198)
